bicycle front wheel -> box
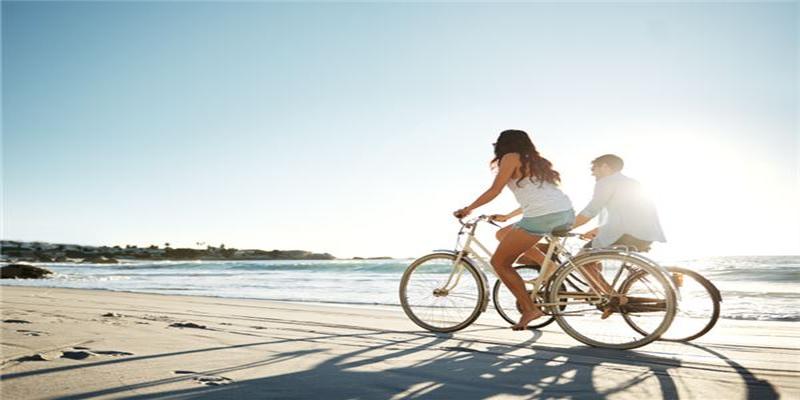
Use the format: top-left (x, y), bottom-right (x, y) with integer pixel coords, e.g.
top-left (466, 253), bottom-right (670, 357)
top-left (622, 266), bottom-right (720, 342)
top-left (548, 252), bottom-right (676, 349)
top-left (399, 253), bottom-right (485, 333)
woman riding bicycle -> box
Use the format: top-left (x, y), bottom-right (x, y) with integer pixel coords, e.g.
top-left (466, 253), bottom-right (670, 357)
top-left (454, 129), bottom-right (574, 330)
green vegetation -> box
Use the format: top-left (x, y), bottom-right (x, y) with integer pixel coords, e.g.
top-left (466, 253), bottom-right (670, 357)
top-left (0, 241), bottom-right (335, 262)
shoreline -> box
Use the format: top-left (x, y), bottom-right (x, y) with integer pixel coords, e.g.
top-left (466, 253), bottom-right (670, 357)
top-left (2, 286), bottom-right (798, 399)
top-left (1, 283), bottom-right (408, 313)
top-left (1, 282), bottom-right (797, 323)
top-left (1, 257), bottom-right (403, 265)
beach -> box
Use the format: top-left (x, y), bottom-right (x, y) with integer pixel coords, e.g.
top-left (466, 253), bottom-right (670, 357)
top-left (1, 286), bottom-right (797, 399)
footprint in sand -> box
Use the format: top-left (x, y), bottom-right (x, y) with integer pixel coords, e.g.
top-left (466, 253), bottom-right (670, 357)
top-left (101, 312), bottom-right (123, 318)
top-left (15, 352), bottom-right (63, 362)
top-left (142, 314), bottom-right (174, 322)
top-left (168, 322), bottom-right (208, 330)
top-left (16, 329), bottom-right (48, 337)
top-left (93, 350), bottom-right (134, 356)
top-left (195, 376), bottom-right (234, 386)
top-left (16, 347), bottom-right (133, 362)
top-left (67, 347), bottom-right (133, 359)
top-left (61, 350), bottom-right (97, 360)
top-left (172, 371), bottom-right (233, 386)
top-left (73, 346), bottom-right (133, 357)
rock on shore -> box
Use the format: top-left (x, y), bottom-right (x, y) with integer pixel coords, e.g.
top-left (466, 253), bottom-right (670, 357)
top-left (0, 264), bottom-right (53, 279)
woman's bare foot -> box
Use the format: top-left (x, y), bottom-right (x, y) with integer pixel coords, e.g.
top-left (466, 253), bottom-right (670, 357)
top-left (511, 309), bottom-right (544, 331)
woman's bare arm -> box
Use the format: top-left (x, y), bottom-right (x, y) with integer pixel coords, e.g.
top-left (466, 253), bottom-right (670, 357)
top-left (455, 153), bottom-right (519, 218)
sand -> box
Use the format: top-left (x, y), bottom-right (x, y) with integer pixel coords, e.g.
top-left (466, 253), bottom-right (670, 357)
top-left (1, 286), bottom-right (797, 399)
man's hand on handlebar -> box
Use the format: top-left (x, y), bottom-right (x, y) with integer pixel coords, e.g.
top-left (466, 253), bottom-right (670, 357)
top-left (579, 228), bottom-right (598, 241)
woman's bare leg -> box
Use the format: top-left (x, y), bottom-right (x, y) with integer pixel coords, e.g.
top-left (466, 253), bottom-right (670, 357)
top-left (491, 227), bottom-right (544, 330)
top-left (496, 226), bottom-right (547, 266)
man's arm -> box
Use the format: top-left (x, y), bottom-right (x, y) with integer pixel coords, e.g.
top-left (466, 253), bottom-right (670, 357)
top-left (572, 214), bottom-right (593, 229)
top-left (573, 178), bottom-right (614, 229)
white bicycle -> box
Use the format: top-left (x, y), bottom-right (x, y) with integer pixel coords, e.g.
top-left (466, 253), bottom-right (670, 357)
top-left (399, 215), bottom-right (678, 349)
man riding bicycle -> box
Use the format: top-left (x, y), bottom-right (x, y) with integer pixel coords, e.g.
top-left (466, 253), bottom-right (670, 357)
top-left (570, 154), bottom-right (666, 318)
top-left (572, 154), bottom-right (665, 252)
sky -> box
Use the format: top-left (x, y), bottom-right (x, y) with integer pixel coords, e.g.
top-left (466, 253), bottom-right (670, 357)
top-left (2, 1), bottom-right (798, 259)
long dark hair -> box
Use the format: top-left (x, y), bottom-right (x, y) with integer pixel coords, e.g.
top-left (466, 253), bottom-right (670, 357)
top-left (491, 129), bottom-right (561, 186)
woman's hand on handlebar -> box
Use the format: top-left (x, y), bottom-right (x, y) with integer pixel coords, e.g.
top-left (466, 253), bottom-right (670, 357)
top-left (453, 207), bottom-right (472, 219)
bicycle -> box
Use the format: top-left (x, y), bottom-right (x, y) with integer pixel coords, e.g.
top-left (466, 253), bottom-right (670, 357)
top-left (498, 258), bottom-right (722, 342)
top-left (547, 237), bottom-right (722, 342)
top-left (399, 215), bottom-right (678, 349)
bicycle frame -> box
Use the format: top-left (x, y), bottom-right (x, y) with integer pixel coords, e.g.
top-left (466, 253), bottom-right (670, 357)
top-left (438, 217), bottom-right (608, 309)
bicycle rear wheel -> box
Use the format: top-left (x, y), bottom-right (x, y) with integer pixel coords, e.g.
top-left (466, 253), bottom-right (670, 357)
top-left (548, 252), bottom-right (676, 349)
top-left (622, 266), bottom-right (720, 342)
top-left (399, 253), bottom-right (485, 333)
top-left (492, 265), bottom-right (557, 329)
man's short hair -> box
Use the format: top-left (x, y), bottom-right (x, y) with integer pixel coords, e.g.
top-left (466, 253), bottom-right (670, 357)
top-left (592, 154), bottom-right (624, 171)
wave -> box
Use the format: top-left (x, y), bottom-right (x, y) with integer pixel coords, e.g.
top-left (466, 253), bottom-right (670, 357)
top-left (720, 290), bottom-right (800, 299)
top-left (720, 313), bottom-right (800, 322)
top-left (46, 261), bottom-right (414, 274)
top-left (700, 268), bottom-right (800, 283)
top-left (225, 264), bottom-right (409, 273)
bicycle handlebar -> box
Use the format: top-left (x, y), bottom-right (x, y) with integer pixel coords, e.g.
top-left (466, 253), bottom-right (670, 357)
top-left (457, 214), bottom-right (498, 228)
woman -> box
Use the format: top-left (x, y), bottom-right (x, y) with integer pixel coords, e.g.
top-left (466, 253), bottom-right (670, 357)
top-left (454, 130), bottom-right (574, 330)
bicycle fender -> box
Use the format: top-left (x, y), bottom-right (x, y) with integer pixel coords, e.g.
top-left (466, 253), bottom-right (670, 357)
top-left (667, 266), bottom-right (723, 302)
top-left (707, 281), bottom-right (722, 302)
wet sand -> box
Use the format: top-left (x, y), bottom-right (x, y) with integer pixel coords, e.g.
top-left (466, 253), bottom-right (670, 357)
top-left (1, 286), bottom-right (797, 399)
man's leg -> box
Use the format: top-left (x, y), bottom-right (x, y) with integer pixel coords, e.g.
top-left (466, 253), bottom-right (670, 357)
top-left (578, 240), bottom-right (613, 294)
top-left (582, 235), bottom-right (652, 318)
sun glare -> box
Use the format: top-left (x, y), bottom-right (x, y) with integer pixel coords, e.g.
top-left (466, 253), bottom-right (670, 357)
top-left (627, 134), bottom-right (796, 257)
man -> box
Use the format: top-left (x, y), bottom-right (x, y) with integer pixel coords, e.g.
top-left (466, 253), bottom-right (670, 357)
top-left (573, 154), bottom-right (665, 251)
top-left (572, 154), bottom-right (665, 318)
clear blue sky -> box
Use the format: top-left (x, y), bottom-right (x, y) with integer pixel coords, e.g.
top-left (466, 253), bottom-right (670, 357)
top-left (2, 1), bottom-right (798, 258)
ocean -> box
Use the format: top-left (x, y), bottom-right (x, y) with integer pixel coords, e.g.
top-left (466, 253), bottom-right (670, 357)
top-left (2, 256), bottom-right (798, 322)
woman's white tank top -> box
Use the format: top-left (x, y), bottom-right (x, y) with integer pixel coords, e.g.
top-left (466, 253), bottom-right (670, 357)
top-left (507, 177), bottom-right (573, 218)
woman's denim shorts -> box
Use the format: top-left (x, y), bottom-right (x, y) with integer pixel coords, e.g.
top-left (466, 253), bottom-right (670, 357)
top-left (514, 209), bottom-right (575, 235)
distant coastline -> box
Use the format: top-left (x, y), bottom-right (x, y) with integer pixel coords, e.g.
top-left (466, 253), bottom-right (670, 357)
top-left (0, 240), bottom-right (375, 263)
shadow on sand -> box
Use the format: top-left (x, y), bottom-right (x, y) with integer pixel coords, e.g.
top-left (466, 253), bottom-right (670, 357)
top-left (2, 320), bottom-right (779, 399)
